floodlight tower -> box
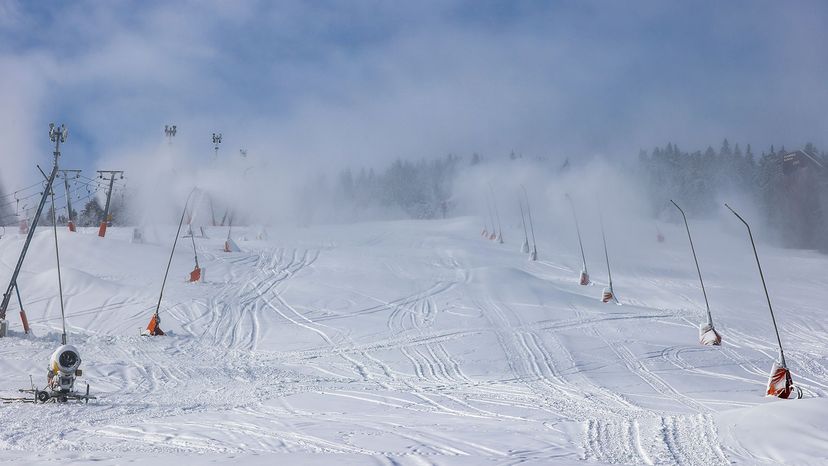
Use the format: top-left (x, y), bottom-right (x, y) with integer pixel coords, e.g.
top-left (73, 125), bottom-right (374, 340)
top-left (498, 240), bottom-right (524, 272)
top-left (212, 132), bottom-right (222, 159)
top-left (1, 123), bottom-right (67, 337)
top-left (96, 170), bottom-right (124, 237)
top-left (164, 124), bottom-right (177, 145)
top-left (59, 170), bottom-right (82, 232)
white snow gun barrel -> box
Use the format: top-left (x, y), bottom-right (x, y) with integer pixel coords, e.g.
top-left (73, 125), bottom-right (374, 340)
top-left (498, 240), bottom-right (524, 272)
top-left (565, 194), bottom-right (589, 285)
top-left (671, 200), bottom-right (720, 346)
top-left (725, 203), bottom-right (801, 399)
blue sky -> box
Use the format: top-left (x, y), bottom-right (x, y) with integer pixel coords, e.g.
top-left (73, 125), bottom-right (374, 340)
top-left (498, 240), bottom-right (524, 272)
top-left (1, 0), bottom-right (827, 190)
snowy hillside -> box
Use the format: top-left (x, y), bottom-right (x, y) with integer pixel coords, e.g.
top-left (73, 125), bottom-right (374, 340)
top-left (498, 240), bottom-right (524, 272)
top-left (1, 217), bottom-right (827, 465)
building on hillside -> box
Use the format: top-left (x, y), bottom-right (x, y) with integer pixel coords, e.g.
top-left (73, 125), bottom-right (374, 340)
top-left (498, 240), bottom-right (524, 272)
top-left (782, 149), bottom-right (824, 175)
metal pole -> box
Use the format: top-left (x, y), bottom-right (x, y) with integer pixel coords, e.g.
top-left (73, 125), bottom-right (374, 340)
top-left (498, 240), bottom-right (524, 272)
top-left (101, 173), bottom-right (116, 226)
top-left (725, 203), bottom-right (786, 367)
top-left (485, 194), bottom-right (496, 235)
top-left (600, 210), bottom-right (613, 293)
top-left (518, 197), bottom-right (529, 247)
top-left (521, 185), bottom-right (537, 258)
top-left (671, 200), bottom-right (713, 327)
top-left (154, 189), bottom-right (197, 319)
top-left (566, 194), bottom-right (588, 275)
top-left (60, 170), bottom-right (81, 231)
top-left (0, 124), bottom-right (65, 331)
top-left (489, 183), bottom-right (504, 243)
top-left (50, 187), bottom-right (67, 345)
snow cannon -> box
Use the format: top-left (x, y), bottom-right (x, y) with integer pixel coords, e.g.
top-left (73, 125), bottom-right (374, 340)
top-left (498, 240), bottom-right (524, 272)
top-left (142, 313), bottom-right (165, 336)
top-left (698, 323), bottom-right (721, 346)
top-left (601, 287), bottom-right (615, 303)
top-left (224, 238), bottom-right (241, 253)
top-left (48, 345), bottom-right (82, 394)
top-left (579, 270), bottom-right (590, 286)
top-left (767, 361), bottom-right (803, 399)
top-left (12, 344), bottom-right (96, 403)
top-left (67, 220), bottom-right (76, 233)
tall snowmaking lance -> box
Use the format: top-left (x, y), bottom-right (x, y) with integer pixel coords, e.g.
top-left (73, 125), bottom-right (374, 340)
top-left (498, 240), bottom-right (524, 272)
top-left (144, 188), bottom-right (200, 336)
top-left (518, 197), bottom-right (530, 254)
top-left (485, 193), bottom-right (497, 241)
top-left (489, 183), bottom-right (504, 244)
top-left (223, 216), bottom-right (241, 253)
top-left (725, 203), bottom-right (802, 399)
top-left (671, 200), bottom-right (721, 346)
top-left (521, 185), bottom-right (538, 261)
top-left (599, 210), bottom-right (617, 304)
top-left (565, 194), bottom-right (590, 286)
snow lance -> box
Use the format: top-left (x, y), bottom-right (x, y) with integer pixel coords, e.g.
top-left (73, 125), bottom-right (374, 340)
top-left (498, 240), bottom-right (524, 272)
top-left (565, 194), bottom-right (590, 286)
top-left (725, 203), bottom-right (802, 399)
top-left (144, 188), bottom-right (200, 336)
top-left (521, 185), bottom-right (537, 261)
top-left (484, 193), bottom-right (497, 240)
top-left (671, 200), bottom-right (721, 346)
top-left (224, 216), bottom-right (241, 253)
top-left (489, 183), bottom-right (504, 244)
top-left (599, 210), bottom-right (617, 304)
top-left (518, 197), bottom-right (530, 254)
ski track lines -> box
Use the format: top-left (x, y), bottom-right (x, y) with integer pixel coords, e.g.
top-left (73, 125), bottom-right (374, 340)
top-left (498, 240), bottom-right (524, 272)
top-left (583, 414), bottom-right (728, 466)
top-left (8, 225), bottom-right (823, 463)
top-left (193, 248), bottom-right (319, 351)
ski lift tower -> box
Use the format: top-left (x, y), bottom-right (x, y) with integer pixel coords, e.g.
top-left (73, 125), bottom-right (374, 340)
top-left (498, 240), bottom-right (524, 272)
top-left (59, 170), bottom-right (82, 232)
top-left (97, 170), bottom-right (124, 237)
top-left (1, 123), bottom-right (67, 337)
top-left (212, 132), bottom-right (222, 159)
top-left (164, 124), bottom-right (177, 145)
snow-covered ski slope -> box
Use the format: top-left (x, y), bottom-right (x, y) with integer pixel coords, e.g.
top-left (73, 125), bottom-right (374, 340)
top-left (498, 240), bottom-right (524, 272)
top-left (1, 217), bottom-right (827, 465)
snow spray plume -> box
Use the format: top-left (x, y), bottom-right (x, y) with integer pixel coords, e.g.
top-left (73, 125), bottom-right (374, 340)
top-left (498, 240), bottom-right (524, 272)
top-left (671, 200), bottom-right (720, 346)
top-left (725, 203), bottom-right (801, 399)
